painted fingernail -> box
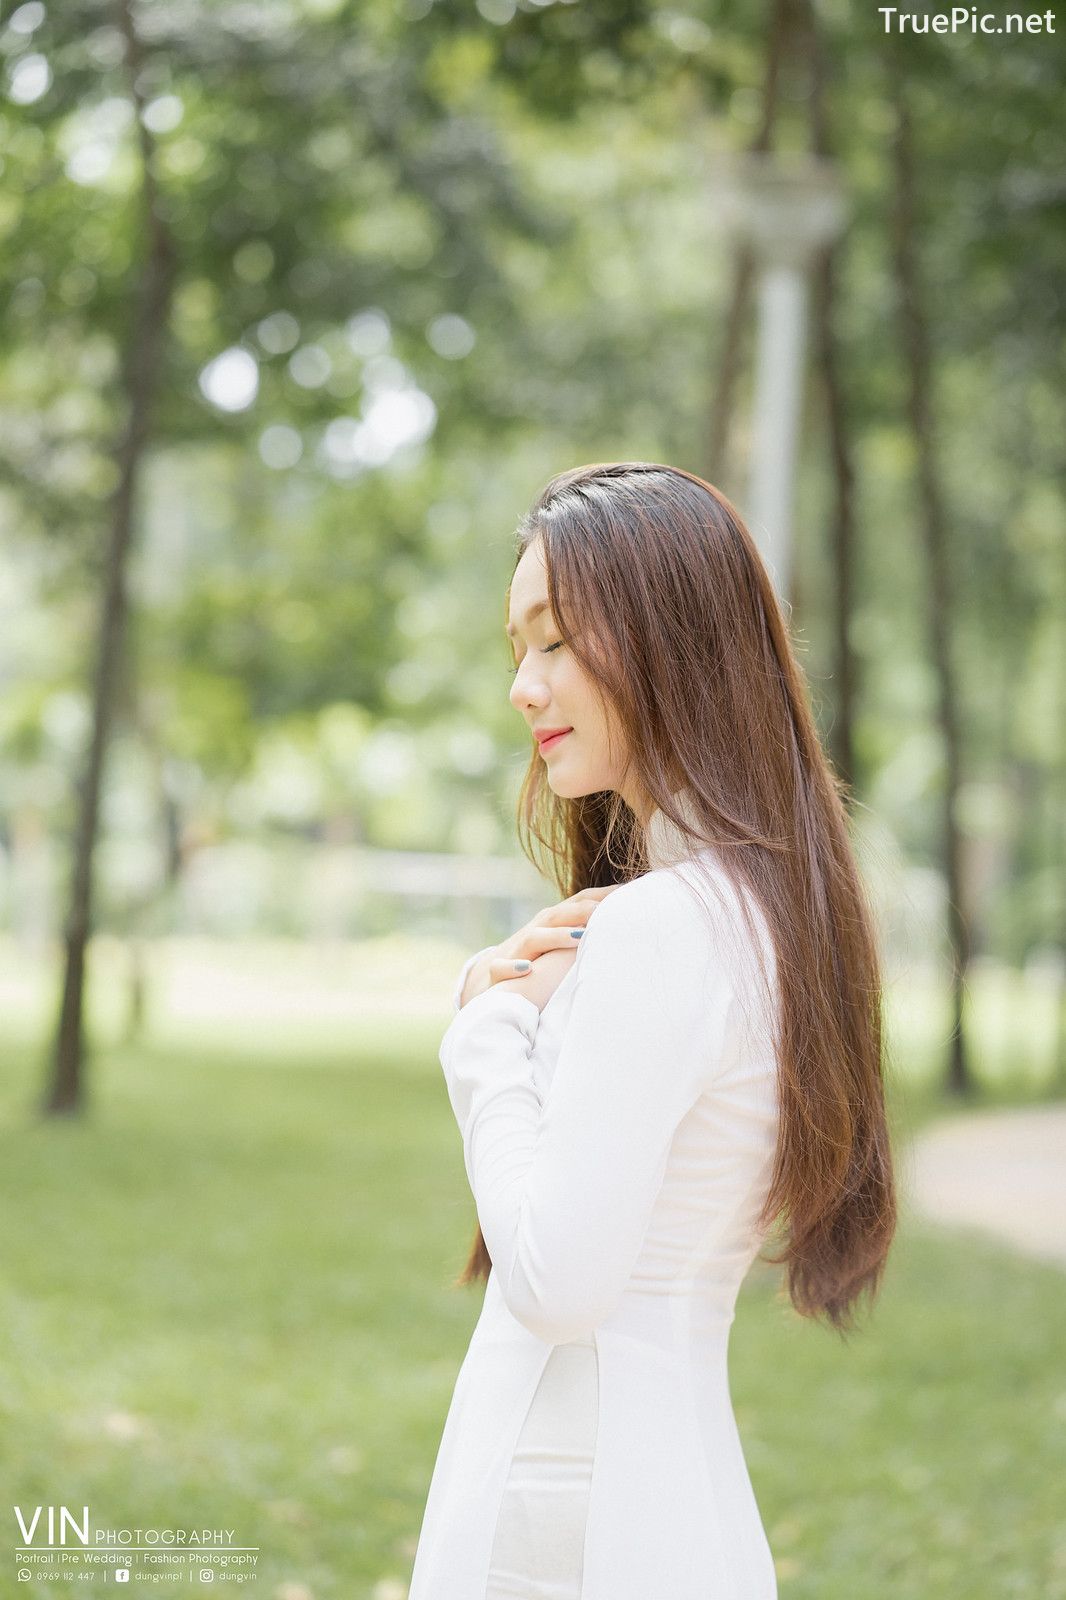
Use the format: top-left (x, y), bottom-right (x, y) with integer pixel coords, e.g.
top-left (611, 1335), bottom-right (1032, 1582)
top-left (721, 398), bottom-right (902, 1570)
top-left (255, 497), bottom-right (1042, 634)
top-left (514, 959), bottom-right (532, 972)
top-left (570, 929), bottom-right (584, 938)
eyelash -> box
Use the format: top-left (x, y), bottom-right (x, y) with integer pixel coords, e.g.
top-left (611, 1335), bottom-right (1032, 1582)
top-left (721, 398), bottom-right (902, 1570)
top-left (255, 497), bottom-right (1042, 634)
top-left (509, 641), bottom-right (564, 676)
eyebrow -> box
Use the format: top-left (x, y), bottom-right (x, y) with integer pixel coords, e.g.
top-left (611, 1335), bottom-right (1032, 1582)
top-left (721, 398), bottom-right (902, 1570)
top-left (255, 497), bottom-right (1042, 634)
top-left (505, 598), bottom-right (551, 638)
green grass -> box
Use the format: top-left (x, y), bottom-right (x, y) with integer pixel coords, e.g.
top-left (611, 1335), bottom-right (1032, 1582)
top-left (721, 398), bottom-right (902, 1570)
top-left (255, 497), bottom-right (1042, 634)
top-left (1, 945), bottom-right (1064, 1598)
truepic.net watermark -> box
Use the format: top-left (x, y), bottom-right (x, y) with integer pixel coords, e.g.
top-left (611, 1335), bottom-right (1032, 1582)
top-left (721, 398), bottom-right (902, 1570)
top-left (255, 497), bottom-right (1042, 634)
top-left (879, 6), bottom-right (1056, 30)
top-left (14, 1506), bottom-right (259, 1586)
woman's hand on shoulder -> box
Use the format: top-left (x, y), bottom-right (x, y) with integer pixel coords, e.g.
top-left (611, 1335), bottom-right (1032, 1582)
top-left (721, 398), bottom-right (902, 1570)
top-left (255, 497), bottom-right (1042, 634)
top-left (459, 885), bottom-right (622, 1012)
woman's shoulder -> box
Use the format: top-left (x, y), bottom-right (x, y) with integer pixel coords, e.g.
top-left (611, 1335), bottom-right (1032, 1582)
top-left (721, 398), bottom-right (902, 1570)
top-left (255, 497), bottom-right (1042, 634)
top-left (580, 858), bottom-right (734, 950)
top-left (595, 853), bottom-right (739, 919)
top-left (585, 863), bottom-right (695, 922)
top-left (585, 857), bottom-right (773, 987)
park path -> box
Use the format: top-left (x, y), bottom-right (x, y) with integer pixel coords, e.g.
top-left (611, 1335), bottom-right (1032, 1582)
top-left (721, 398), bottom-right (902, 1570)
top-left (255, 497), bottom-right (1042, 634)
top-left (903, 1104), bottom-right (1066, 1269)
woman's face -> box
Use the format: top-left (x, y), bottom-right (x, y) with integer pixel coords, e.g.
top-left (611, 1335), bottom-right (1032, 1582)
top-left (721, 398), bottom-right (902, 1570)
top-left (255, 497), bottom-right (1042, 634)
top-left (507, 539), bottom-right (645, 817)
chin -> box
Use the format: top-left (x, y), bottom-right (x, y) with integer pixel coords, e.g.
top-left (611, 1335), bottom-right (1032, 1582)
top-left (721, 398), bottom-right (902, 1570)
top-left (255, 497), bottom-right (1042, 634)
top-left (548, 772), bottom-right (600, 800)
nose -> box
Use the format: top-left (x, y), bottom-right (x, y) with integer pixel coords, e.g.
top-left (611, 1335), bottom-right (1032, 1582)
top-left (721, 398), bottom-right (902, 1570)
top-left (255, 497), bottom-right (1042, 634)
top-left (508, 657), bottom-right (549, 714)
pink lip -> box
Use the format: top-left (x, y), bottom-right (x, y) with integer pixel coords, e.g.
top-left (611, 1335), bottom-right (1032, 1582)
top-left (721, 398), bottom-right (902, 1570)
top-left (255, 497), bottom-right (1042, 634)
top-left (537, 729), bottom-right (572, 752)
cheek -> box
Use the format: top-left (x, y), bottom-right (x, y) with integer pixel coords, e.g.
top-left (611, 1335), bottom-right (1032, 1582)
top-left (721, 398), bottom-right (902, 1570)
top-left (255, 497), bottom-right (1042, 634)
top-left (556, 656), bottom-right (591, 717)
top-left (559, 659), bottom-right (610, 739)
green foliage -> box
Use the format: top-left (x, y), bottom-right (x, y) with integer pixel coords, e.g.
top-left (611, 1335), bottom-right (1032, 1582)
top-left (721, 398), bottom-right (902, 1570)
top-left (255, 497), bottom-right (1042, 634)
top-left (0, 0), bottom-right (1062, 965)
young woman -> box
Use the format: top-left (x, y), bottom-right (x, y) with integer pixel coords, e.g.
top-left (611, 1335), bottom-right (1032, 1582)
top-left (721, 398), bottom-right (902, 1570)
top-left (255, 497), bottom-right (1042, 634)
top-left (407, 462), bottom-right (897, 1600)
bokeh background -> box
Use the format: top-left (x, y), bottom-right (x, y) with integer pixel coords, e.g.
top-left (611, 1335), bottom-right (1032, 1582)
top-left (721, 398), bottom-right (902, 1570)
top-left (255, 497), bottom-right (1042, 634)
top-left (1, 1), bottom-right (1064, 1597)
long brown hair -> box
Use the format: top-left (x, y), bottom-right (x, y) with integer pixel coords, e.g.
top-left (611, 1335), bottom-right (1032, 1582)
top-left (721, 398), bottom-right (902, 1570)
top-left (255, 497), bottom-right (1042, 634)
top-left (454, 461), bottom-right (896, 1338)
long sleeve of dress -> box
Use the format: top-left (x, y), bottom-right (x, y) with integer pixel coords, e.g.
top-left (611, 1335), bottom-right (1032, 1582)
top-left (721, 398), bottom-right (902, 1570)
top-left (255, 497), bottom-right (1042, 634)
top-left (438, 871), bottom-right (741, 1346)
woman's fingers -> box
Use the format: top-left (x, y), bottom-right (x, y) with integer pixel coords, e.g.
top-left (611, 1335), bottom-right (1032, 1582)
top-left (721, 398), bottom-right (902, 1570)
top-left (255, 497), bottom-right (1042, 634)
top-left (535, 903), bottom-right (594, 927)
top-left (522, 924), bottom-right (588, 958)
top-left (490, 944), bottom-right (577, 984)
top-left (490, 957), bottom-right (534, 980)
top-left (488, 889), bottom-right (625, 987)
top-left (489, 887), bottom-right (621, 985)
top-left (490, 926), bottom-right (586, 984)
top-left (534, 887), bottom-right (619, 927)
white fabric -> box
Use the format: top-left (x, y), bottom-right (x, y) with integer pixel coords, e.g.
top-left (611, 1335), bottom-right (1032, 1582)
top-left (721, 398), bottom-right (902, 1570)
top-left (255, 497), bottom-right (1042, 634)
top-left (409, 801), bottom-right (782, 1600)
top-left (485, 1336), bottom-right (598, 1600)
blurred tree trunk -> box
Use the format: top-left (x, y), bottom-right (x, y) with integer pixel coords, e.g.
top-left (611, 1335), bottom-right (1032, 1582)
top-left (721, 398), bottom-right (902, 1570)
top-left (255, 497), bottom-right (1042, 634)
top-left (704, 0), bottom-right (793, 489)
top-left (119, 681), bottom-right (190, 1044)
top-left (886, 55), bottom-right (973, 1098)
top-left (45, 0), bottom-right (176, 1114)
top-left (802, 0), bottom-right (859, 796)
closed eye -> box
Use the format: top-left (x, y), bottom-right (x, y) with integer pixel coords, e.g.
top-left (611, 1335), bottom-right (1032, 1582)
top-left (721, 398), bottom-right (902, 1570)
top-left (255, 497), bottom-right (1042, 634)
top-left (509, 640), bottom-right (564, 676)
